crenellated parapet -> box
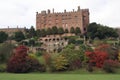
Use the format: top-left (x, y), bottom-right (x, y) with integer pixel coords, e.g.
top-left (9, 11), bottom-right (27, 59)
top-left (36, 6), bottom-right (89, 34)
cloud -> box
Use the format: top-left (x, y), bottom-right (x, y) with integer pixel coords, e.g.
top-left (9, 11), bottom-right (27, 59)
top-left (0, 0), bottom-right (120, 28)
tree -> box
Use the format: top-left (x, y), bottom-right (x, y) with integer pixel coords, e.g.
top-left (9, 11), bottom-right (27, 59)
top-left (46, 28), bottom-right (53, 35)
top-left (7, 45), bottom-right (45, 73)
top-left (41, 29), bottom-right (46, 37)
top-left (0, 43), bottom-right (14, 63)
top-left (87, 22), bottom-right (119, 39)
top-left (29, 26), bottom-right (36, 38)
top-left (0, 31), bottom-right (8, 43)
top-left (7, 45), bottom-right (30, 73)
top-left (85, 44), bottom-right (109, 68)
top-left (70, 27), bottom-right (75, 33)
top-left (24, 26), bottom-right (36, 38)
top-left (52, 26), bottom-right (58, 35)
top-left (116, 28), bottom-right (120, 38)
top-left (58, 27), bottom-right (64, 35)
top-left (36, 29), bottom-right (41, 37)
top-left (75, 27), bottom-right (81, 35)
top-left (29, 39), bottom-right (35, 46)
top-left (65, 29), bottom-right (69, 33)
top-left (51, 54), bottom-right (68, 71)
top-left (60, 48), bottom-right (82, 70)
top-left (14, 31), bottom-right (25, 42)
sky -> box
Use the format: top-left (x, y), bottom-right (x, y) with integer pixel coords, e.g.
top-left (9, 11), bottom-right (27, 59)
top-left (0, 0), bottom-right (120, 28)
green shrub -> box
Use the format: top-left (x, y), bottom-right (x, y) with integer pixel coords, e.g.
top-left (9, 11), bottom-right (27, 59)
top-left (75, 40), bottom-right (84, 45)
top-left (61, 48), bottom-right (84, 70)
top-left (0, 43), bottom-right (14, 64)
top-left (0, 64), bottom-right (6, 72)
top-left (36, 51), bottom-right (43, 56)
top-left (51, 54), bottom-right (68, 71)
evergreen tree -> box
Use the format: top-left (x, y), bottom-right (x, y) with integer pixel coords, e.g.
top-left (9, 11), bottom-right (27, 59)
top-left (14, 31), bottom-right (25, 42)
top-left (0, 31), bottom-right (8, 43)
top-left (29, 26), bottom-right (36, 38)
top-left (46, 28), bottom-right (53, 35)
top-left (65, 28), bottom-right (69, 33)
top-left (52, 26), bottom-right (58, 35)
top-left (41, 29), bottom-right (46, 37)
top-left (75, 27), bottom-right (81, 35)
top-left (58, 27), bottom-right (64, 35)
top-left (70, 27), bottom-right (75, 33)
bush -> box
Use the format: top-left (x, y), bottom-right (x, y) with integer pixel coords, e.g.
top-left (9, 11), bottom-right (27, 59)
top-left (69, 59), bottom-right (82, 70)
top-left (85, 50), bottom-right (108, 68)
top-left (118, 51), bottom-right (120, 61)
top-left (43, 53), bottom-right (51, 67)
top-left (75, 40), bottom-right (84, 45)
top-left (103, 60), bottom-right (120, 73)
top-left (26, 56), bottom-right (46, 72)
top-left (86, 63), bottom-right (93, 72)
top-left (7, 46), bottom-right (46, 73)
top-left (0, 43), bottom-right (14, 63)
top-left (28, 39), bottom-right (35, 46)
top-left (61, 48), bottom-right (84, 70)
top-left (7, 45), bottom-right (30, 73)
top-left (36, 51), bottom-right (43, 56)
top-left (95, 44), bottom-right (119, 60)
top-left (68, 38), bottom-right (76, 44)
top-left (51, 54), bottom-right (68, 71)
top-left (0, 65), bottom-right (6, 72)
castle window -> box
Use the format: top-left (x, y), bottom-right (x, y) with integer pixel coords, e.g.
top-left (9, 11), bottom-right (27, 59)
top-left (75, 15), bottom-right (77, 17)
top-left (84, 28), bottom-right (86, 31)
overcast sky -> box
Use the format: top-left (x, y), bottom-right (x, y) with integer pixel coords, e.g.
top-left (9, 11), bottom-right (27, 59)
top-left (0, 0), bottom-right (120, 28)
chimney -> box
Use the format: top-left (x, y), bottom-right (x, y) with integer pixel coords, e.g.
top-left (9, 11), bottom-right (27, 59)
top-left (17, 26), bottom-right (18, 29)
top-left (64, 9), bottom-right (66, 13)
top-left (73, 9), bottom-right (74, 12)
top-left (36, 12), bottom-right (38, 15)
top-left (78, 6), bottom-right (80, 11)
top-left (48, 9), bottom-right (50, 14)
top-left (53, 8), bottom-right (54, 13)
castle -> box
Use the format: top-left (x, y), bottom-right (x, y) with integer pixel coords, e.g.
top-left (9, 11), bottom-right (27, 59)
top-left (0, 26), bottom-right (25, 36)
top-left (36, 6), bottom-right (89, 33)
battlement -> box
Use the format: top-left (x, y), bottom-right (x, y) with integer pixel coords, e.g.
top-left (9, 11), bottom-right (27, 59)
top-left (36, 6), bottom-right (89, 15)
top-left (36, 6), bottom-right (90, 34)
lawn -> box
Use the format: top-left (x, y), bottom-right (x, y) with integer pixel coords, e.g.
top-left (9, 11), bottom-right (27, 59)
top-left (0, 73), bottom-right (120, 80)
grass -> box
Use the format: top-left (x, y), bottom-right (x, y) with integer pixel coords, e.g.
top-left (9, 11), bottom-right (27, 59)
top-left (0, 73), bottom-right (120, 80)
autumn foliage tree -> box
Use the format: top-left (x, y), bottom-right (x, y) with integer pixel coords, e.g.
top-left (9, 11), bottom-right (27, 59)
top-left (7, 45), bottom-right (46, 73)
top-left (85, 44), bottom-right (109, 68)
top-left (7, 45), bottom-right (30, 73)
top-left (85, 50), bottom-right (108, 68)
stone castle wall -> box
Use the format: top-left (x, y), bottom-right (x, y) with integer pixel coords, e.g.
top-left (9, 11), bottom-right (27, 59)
top-left (36, 6), bottom-right (89, 33)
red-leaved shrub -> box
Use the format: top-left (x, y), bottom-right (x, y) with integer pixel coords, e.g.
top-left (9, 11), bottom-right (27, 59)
top-left (103, 59), bottom-right (120, 73)
top-left (7, 45), bottom-right (30, 73)
top-left (85, 50), bottom-right (108, 68)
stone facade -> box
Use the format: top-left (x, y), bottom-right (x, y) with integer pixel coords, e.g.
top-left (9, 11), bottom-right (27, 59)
top-left (0, 27), bottom-right (25, 36)
top-left (36, 6), bottom-right (89, 33)
top-left (39, 35), bottom-right (68, 53)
